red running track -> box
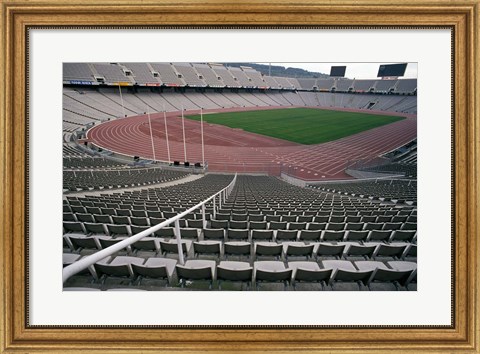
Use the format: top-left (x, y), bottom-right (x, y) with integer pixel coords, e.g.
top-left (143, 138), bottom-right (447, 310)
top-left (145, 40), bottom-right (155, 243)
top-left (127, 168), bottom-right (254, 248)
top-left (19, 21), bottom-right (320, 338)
top-left (86, 106), bottom-right (417, 181)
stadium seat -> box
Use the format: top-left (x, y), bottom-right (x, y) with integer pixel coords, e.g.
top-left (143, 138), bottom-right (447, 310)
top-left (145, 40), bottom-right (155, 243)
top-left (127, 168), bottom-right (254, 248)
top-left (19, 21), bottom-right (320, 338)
top-left (289, 262), bottom-right (332, 290)
top-left (131, 258), bottom-right (177, 286)
top-left (176, 260), bottom-right (216, 289)
top-left (254, 261), bottom-right (292, 290)
top-left (217, 261), bottom-right (253, 290)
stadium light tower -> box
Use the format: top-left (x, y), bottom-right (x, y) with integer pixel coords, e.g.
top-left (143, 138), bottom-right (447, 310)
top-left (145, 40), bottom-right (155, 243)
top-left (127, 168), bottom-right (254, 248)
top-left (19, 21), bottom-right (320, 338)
top-left (163, 104), bottom-right (171, 163)
top-left (146, 105), bottom-right (156, 161)
top-left (200, 107), bottom-right (205, 167)
top-left (118, 83), bottom-right (126, 118)
top-left (181, 105), bottom-right (187, 162)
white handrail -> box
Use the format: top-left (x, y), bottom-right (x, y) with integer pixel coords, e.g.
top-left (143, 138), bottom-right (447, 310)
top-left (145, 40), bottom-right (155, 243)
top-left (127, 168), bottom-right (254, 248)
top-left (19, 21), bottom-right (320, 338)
top-left (62, 174), bottom-right (237, 283)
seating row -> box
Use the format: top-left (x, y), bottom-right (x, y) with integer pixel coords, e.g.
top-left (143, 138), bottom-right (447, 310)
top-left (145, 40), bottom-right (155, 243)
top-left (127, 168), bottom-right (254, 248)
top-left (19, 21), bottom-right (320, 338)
top-left (63, 203), bottom-right (416, 219)
top-left (63, 233), bottom-right (417, 262)
top-left (64, 219), bottom-right (417, 238)
top-left (63, 254), bottom-right (417, 291)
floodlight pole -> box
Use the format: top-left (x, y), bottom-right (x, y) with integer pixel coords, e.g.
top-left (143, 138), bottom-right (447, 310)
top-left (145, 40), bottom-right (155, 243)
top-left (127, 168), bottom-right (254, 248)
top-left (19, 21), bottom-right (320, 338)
top-left (147, 105), bottom-right (156, 161)
top-left (200, 107), bottom-right (205, 167)
top-left (163, 104), bottom-right (171, 163)
top-left (181, 105), bottom-right (187, 162)
top-left (118, 83), bottom-right (126, 118)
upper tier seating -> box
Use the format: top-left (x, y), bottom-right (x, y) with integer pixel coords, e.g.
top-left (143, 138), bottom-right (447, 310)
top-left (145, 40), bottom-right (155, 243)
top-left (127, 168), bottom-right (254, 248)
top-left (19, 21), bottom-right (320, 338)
top-left (173, 63), bottom-right (207, 87)
top-left (150, 63), bottom-right (185, 86)
top-left (93, 63), bottom-right (132, 83)
top-left (64, 63), bottom-right (95, 81)
top-left (122, 63), bottom-right (160, 85)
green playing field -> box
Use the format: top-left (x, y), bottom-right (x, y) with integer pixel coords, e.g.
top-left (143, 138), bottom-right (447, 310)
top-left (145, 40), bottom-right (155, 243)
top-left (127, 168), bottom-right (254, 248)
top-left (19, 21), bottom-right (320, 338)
top-left (186, 108), bottom-right (404, 145)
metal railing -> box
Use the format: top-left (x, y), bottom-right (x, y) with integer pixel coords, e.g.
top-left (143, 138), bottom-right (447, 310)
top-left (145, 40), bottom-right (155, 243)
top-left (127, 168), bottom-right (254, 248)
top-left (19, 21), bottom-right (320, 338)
top-left (62, 173), bottom-right (237, 283)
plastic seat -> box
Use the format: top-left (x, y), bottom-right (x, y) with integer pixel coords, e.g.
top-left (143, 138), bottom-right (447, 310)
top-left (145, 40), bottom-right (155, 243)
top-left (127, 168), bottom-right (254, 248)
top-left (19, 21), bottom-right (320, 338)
top-left (345, 222), bottom-right (363, 231)
top-left (367, 230), bottom-right (392, 242)
top-left (298, 230), bottom-right (321, 242)
top-left (154, 227), bottom-right (175, 238)
top-left (254, 261), bottom-right (292, 290)
top-left (112, 215), bottom-right (130, 225)
top-left (94, 214), bottom-right (113, 224)
top-left (289, 261), bottom-right (332, 290)
top-left (203, 228), bottom-right (225, 240)
top-left (389, 230), bottom-right (417, 243)
top-left (355, 261), bottom-right (415, 290)
top-left (160, 240), bottom-right (188, 256)
top-left (227, 228), bottom-right (249, 241)
top-left (217, 261), bottom-right (253, 290)
top-left (229, 220), bottom-right (248, 229)
top-left (322, 260), bottom-right (372, 291)
top-left (180, 228), bottom-right (199, 239)
top-left (131, 210), bottom-right (147, 218)
top-left (149, 217), bottom-right (167, 226)
top-left (106, 224), bottom-right (131, 237)
top-left (63, 221), bottom-right (86, 235)
top-left (68, 235), bottom-right (101, 251)
top-left (265, 215), bottom-right (281, 222)
top-left (275, 229), bottom-right (298, 242)
top-left (131, 258), bottom-right (177, 285)
top-left (130, 225), bottom-right (152, 236)
top-left (345, 230), bottom-right (369, 242)
top-left (315, 243), bottom-right (346, 260)
top-left (329, 215), bottom-right (345, 223)
top-left (215, 213), bottom-right (231, 221)
top-left (63, 212), bottom-right (77, 222)
top-left (269, 221), bottom-right (287, 230)
top-left (364, 222), bottom-right (383, 231)
top-left (187, 219), bottom-right (204, 228)
top-left (373, 244), bottom-right (408, 260)
top-left (383, 222), bottom-right (402, 231)
top-left (100, 208), bottom-right (117, 216)
top-left (116, 209), bottom-right (132, 217)
top-left (251, 229), bottom-right (274, 242)
top-left (83, 222), bottom-right (109, 236)
top-left (193, 241), bottom-right (222, 258)
top-left (231, 213), bottom-right (248, 221)
top-left (401, 222), bottom-right (417, 230)
top-left (76, 213), bottom-right (95, 223)
top-left (376, 215), bottom-right (393, 223)
top-left (224, 241), bottom-right (251, 259)
top-left (307, 222), bottom-right (326, 231)
top-left (98, 237), bottom-right (131, 252)
top-left (94, 256), bottom-right (144, 284)
top-left (322, 230), bottom-right (345, 242)
top-left (248, 214), bottom-right (265, 222)
top-left (284, 243), bottom-right (314, 261)
top-left (281, 215), bottom-right (297, 222)
top-left (176, 260), bottom-right (216, 289)
top-left (254, 242), bottom-right (283, 260)
top-left (288, 222), bottom-right (307, 230)
top-left (249, 221), bottom-right (267, 229)
top-left (344, 244), bottom-right (377, 260)
top-left (297, 215), bottom-right (313, 223)
top-left (131, 237), bottom-right (160, 254)
top-left (130, 217), bottom-right (150, 226)
top-left (147, 210), bottom-right (163, 218)
top-left (313, 216), bottom-right (329, 223)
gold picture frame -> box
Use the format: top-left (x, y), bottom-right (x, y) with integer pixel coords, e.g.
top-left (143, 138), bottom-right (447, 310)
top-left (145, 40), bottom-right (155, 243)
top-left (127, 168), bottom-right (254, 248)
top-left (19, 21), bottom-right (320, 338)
top-left (1, 0), bottom-right (479, 353)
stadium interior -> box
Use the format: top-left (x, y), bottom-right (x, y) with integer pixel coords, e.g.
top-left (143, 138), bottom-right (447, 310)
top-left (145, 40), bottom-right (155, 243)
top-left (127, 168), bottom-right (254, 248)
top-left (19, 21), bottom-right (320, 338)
top-left (62, 62), bottom-right (417, 291)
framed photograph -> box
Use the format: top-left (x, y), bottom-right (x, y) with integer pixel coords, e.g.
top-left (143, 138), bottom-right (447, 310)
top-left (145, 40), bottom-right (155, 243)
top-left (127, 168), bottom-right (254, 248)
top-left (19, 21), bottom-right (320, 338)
top-left (1, 0), bottom-right (478, 353)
